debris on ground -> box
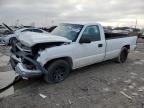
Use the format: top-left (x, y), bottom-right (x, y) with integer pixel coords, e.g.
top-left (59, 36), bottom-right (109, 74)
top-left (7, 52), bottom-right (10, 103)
top-left (131, 92), bottom-right (138, 96)
top-left (130, 72), bottom-right (137, 76)
top-left (56, 104), bottom-right (60, 106)
top-left (123, 88), bottom-right (127, 91)
top-left (103, 87), bottom-right (111, 92)
top-left (138, 87), bottom-right (144, 92)
top-left (133, 60), bottom-right (144, 65)
top-left (68, 100), bottom-right (72, 105)
top-left (39, 93), bottom-right (47, 99)
top-left (120, 91), bottom-right (132, 100)
top-left (124, 79), bottom-right (132, 84)
top-left (130, 73), bottom-right (138, 79)
top-left (128, 85), bottom-right (134, 89)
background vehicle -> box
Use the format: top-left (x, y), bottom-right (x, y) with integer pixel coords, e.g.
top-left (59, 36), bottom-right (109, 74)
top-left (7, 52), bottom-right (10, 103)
top-left (0, 25), bottom-right (7, 35)
top-left (140, 32), bottom-right (144, 39)
top-left (2, 27), bottom-right (47, 45)
top-left (0, 37), bottom-right (5, 45)
top-left (10, 23), bottom-right (137, 83)
top-left (41, 26), bottom-right (57, 33)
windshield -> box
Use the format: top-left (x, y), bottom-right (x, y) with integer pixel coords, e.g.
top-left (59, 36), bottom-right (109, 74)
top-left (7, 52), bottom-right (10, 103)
top-left (51, 23), bottom-right (83, 42)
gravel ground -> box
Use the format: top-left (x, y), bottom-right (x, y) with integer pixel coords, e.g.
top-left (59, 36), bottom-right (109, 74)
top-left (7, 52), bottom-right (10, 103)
top-left (0, 39), bottom-right (144, 108)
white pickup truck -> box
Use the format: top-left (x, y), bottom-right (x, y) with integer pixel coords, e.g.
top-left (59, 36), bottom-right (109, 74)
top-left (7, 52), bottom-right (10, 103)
top-left (10, 23), bottom-right (137, 83)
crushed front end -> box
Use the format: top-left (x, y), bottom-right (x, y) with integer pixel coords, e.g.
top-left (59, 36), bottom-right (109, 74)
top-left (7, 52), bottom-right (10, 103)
top-left (10, 41), bottom-right (44, 79)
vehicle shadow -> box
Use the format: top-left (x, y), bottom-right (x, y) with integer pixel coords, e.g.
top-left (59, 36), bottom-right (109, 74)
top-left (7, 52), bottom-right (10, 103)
top-left (12, 59), bottom-right (128, 94)
top-left (12, 60), bottom-right (114, 90)
top-left (72, 59), bottom-right (116, 75)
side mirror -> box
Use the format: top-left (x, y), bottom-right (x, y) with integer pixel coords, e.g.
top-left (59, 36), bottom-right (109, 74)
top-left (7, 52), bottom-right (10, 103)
top-left (79, 35), bottom-right (91, 44)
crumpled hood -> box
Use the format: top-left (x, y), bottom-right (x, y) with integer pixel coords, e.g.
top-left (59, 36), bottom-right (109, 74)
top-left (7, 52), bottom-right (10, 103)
top-left (17, 32), bottom-right (72, 47)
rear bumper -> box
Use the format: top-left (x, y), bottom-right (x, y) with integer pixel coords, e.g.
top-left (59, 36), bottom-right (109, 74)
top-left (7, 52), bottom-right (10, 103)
top-left (10, 53), bottom-right (44, 79)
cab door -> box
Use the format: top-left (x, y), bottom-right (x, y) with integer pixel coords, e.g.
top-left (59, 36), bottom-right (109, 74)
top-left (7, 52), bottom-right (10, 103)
top-left (74, 25), bottom-right (106, 68)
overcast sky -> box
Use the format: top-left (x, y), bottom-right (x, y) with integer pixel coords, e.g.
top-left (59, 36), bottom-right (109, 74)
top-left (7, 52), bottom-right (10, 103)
top-left (0, 0), bottom-right (144, 28)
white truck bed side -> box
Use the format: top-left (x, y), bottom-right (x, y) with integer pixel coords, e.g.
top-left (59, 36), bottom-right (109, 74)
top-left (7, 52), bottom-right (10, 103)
top-left (104, 36), bottom-right (137, 60)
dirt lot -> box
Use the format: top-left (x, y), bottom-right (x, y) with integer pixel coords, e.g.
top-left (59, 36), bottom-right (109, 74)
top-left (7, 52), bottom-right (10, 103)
top-left (0, 39), bottom-right (144, 108)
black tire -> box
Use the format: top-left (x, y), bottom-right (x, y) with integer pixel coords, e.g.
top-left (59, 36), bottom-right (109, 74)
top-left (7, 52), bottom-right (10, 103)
top-left (116, 47), bottom-right (129, 63)
top-left (44, 60), bottom-right (71, 83)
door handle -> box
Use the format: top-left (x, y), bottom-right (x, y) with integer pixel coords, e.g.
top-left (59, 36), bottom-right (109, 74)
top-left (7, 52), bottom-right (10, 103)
top-left (98, 44), bottom-right (103, 47)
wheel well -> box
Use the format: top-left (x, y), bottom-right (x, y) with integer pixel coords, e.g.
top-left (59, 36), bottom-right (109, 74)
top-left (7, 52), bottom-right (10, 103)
top-left (44, 57), bottom-right (73, 69)
top-left (123, 45), bottom-right (130, 50)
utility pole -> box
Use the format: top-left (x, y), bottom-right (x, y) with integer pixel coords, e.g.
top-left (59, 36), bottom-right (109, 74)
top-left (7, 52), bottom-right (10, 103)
top-left (135, 19), bottom-right (137, 29)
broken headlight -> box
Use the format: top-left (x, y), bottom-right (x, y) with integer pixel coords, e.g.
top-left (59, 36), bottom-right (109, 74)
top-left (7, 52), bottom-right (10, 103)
top-left (21, 45), bottom-right (31, 51)
top-left (22, 58), bottom-right (36, 70)
top-left (17, 42), bottom-right (31, 52)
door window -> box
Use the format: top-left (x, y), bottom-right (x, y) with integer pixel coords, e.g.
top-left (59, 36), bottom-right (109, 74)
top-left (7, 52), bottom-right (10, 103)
top-left (82, 25), bottom-right (101, 41)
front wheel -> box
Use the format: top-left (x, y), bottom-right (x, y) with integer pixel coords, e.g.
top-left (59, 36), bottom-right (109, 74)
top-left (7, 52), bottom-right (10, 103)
top-left (44, 60), bottom-right (71, 83)
top-left (116, 47), bottom-right (129, 63)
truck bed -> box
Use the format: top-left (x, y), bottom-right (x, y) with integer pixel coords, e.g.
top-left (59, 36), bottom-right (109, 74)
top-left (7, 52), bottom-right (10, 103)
top-left (104, 33), bottom-right (137, 60)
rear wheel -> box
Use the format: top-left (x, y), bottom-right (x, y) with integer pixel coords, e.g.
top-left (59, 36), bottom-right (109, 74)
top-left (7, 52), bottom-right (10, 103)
top-left (44, 60), bottom-right (71, 83)
top-left (116, 47), bottom-right (129, 63)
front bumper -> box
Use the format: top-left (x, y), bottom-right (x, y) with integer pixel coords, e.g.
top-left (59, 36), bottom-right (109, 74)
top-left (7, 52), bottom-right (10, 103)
top-left (10, 53), bottom-right (44, 79)
top-left (15, 63), bottom-right (42, 79)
